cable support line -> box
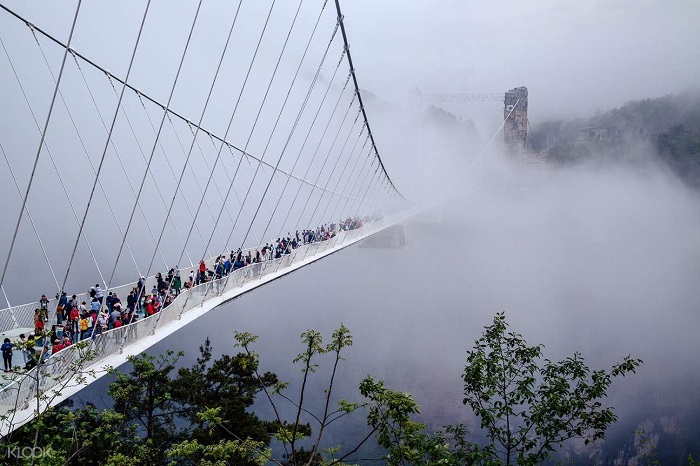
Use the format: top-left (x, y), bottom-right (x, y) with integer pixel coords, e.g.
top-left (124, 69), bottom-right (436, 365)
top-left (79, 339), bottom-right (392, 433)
top-left (466, 97), bottom-right (519, 172)
top-left (131, 88), bottom-right (221, 265)
top-left (0, 2), bottom-right (359, 205)
top-left (235, 4), bottom-right (338, 249)
top-left (0, 32), bottom-right (110, 296)
top-left (0, 0), bottom-right (82, 295)
top-left (306, 106), bottom-right (363, 228)
top-left (370, 179), bottom-right (391, 218)
top-left (370, 175), bottom-right (390, 214)
top-left (173, 0), bottom-right (276, 270)
top-left (333, 0), bottom-right (405, 201)
top-left (0, 285), bottom-right (10, 309)
top-left (263, 47), bottom-right (348, 242)
top-left (298, 140), bottom-right (374, 264)
top-left (66, 51), bottom-right (145, 278)
top-left (320, 123), bottom-right (367, 226)
top-left (331, 129), bottom-right (372, 218)
top-left (171, 0), bottom-right (275, 274)
top-left (95, 64), bottom-right (176, 272)
top-left (331, 132), bottom-right (371, 220)
top-left (113, 89), bottom-right (197, 267)
top-left (338, 144), bottom-right (373, 219)
top-left (282, 70), bottom-right (353, 236)
top-left (200, 131), bottom-right (262, 248)
top-left (291, 83), bottom-right (356, 237)
top-left (204, 0), bottom-right (305, 259)
top-left (352, 158), bottom-right (379, 214)
top-left (0, 140), bottom-right (61, 294)
top-left (163, 113), bottom-right (232, 257)
top-left (110, 0), bottom-right (203, 293)
top-left (26, 29), bottom-right (145, 281)
top-left (235, 3), bottom-right (336, 249)
top-left (352, 162), bottom-right (382, 219)
top-left (351, 169), bottom-right (377, 219)
top-left (60, 0), bottom-right (152, 298)
top-left (146, 0), bottom-right (245, 279)
top-left (426, 98), bottom-right (522, 204)
top-left (365, 177), bottom-right (386, 215)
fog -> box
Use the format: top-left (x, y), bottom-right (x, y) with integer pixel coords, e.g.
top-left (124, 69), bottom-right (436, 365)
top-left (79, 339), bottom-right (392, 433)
top-left (2, 0), bottom-right (700, 462)
top-left (101, 149), bottom-right (696, 462)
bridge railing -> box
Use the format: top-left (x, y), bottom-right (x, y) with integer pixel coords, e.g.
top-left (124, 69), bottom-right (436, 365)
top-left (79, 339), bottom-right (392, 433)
top-left (0, 241), bottom-right (283, 333)
top-left (0, 218), bottom-right (390, 420)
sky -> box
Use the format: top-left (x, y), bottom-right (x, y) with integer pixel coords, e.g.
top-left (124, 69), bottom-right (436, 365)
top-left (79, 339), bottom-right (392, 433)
top-left (340, 0), bottom-right (700, 121)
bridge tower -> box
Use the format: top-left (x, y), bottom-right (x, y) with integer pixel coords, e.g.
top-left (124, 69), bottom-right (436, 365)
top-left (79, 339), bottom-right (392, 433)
top-left (503, 86), bottom-right (528, 157)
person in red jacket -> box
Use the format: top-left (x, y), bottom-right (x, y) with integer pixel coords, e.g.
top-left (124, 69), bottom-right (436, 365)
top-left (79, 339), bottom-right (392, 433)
top-left (51, 339), bottom-right (64, 355)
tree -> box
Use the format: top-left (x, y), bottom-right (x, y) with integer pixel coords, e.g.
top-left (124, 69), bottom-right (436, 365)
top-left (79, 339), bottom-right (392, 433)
top-left (108, 350), bottom-right (182, 456)
top-left (4, 315), bottom-right (643, 465)
top-left (462, 312), bottom-right (642, 465)
top-left (171, 338), bottom-right (279, 466)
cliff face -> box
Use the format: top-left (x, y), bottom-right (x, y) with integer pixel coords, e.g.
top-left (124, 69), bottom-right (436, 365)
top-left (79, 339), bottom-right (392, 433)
top-left (504, 86), bottom-right (529, 157)
top-left (532, 91), bottom-right (700, 188)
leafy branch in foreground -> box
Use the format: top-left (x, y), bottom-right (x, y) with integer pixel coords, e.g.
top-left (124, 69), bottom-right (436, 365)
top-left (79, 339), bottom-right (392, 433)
top-left (463, 312), bottom-right (642, 465)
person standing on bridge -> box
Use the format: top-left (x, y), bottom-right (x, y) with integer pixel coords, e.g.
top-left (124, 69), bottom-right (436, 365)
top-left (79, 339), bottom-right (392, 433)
top-left (1, 338), bottom-right (13, 372)
top-left (39, 294), bottom-right (49, 310)
top-left (94, 284), bottom-right (104, 303)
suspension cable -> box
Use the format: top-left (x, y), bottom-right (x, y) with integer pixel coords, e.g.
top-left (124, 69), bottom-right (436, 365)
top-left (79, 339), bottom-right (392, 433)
top-left (280, 69), bottom-right (352, 236)
top-left (29, 29), bottom-right (145, 281)
top-left (28, 24), bottom-right (147, 276)
top-left (60, 0), bottom-right (152, 294)
top-left (201, 133), bottom-right (259, 247)
top-left (145, 0), bottom-right (245, 277)
top-left (333, 0), bottom-right (405, 201)
top-left (0, 140), bottom-right (61, 293)
top-left (307, 107), bottom-right (362, 227)
top-left (0, 32), bottom-right (109, 293)
top-left (163, 112), bottom-right (228, 258)
top-left (66, 50), bottom-right (144, 278)
top-left (338, 143), bottom-right (373, 219)
top-left (235, 1), bottom-right (336, 248)
top-left (0, 0), bottom-right (83, 293)
top-left (464, 98), bottom-right (520, 173)
top-left (0, 3), bottom-right (359, 206)
top-left (292, 86), bottom-right (357, 235)
top-left (329, 132), bottom-right (371, 221)
top-left (109, 0), bottom-right (204, 289)
top-left (173, 0), bottom-right (277, 269)
top-left (203, 0), bottom-right (304, 259)
top-left (319, 123), bottom-right (366, 225)
top-left (261, 47), bottom-right (347, 242)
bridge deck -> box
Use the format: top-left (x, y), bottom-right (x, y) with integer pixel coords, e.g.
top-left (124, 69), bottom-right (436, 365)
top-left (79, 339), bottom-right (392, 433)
top-left (0, 215), bottom-right (405, 435)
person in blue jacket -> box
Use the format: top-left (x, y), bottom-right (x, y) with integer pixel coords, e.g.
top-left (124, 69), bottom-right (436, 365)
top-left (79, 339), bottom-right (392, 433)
top-left (1, 338), bottom-right (13, 372)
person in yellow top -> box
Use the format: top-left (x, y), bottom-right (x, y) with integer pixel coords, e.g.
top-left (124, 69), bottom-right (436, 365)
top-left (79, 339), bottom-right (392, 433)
top-left (79, 314), bottom-right (90, 340)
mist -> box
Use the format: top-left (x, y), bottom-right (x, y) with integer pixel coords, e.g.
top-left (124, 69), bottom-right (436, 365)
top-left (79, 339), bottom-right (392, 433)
top-left (74, 143), bottom-right (691, 463)
top-left (1, 0), bottom-right (699, 463)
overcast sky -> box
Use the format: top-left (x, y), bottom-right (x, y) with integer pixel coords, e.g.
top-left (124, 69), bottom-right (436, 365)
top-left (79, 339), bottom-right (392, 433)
top-left (1, 0), bottom-right (699, 300)
top-left (341, 0), bottom-right (700, 121)
top-left (4, 0), bottom-right (699, 122)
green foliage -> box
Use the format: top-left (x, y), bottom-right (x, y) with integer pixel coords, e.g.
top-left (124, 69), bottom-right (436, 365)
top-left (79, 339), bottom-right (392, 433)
top-left (462, 312), bottom-right (642, 465)
top-left (533, 91), bottom-right (700, 188)
top-left (236, 325), bottom-right (359, 466)
top-left (173, 338), bottom-right (279, 448)
top-left (167, 438), bottom-right (271, 466)
top-left (108, 350), bottom-right (182, 450)
top-left (5, 315), bottom-right (642, 466)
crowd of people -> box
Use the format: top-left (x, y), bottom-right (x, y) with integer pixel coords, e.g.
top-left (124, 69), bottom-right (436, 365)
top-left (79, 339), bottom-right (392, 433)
top-left (2, 217), bottom-right (369, 373)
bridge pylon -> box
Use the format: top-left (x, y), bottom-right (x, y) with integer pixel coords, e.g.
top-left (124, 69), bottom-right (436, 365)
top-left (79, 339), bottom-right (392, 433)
top-left (503, 86), bottom-right (528, 158)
